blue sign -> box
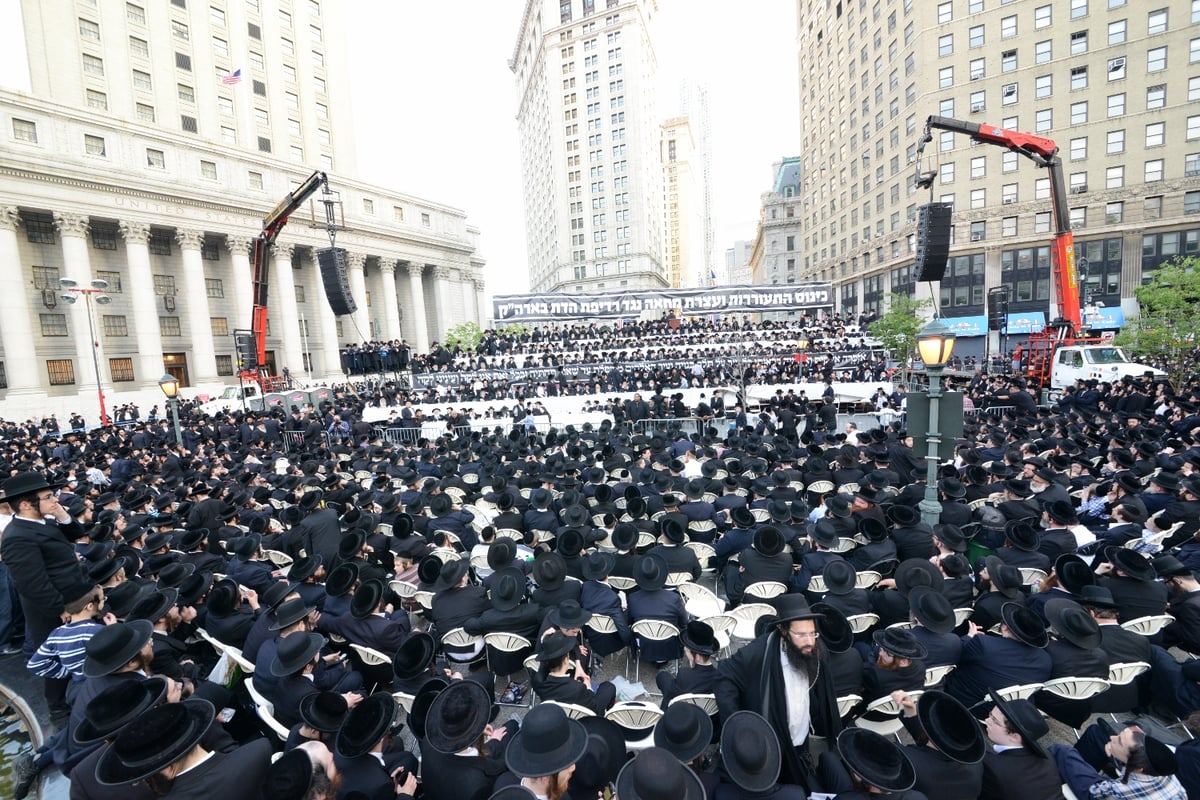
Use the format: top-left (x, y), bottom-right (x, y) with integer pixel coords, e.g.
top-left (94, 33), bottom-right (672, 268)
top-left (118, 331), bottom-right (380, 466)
top-left (1083, 306), bottom-right (1125, 329)
top-left (944, 315), bottom-right (988, 337)
top-left (1006, 311), bottom-right (1046, 334)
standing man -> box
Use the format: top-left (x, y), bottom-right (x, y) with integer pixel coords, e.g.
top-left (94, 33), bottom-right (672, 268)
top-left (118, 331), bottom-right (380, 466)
top-left (715, 594), bottom-right (843, 792)
top-left (0, 472), bottom-right (90, 715)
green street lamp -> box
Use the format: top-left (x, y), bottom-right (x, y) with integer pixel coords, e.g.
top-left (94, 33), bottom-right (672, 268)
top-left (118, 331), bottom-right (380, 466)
top-left (916, 318), bottom-right (956, 527)
top-left (158, 373), bottom-right (183, 447)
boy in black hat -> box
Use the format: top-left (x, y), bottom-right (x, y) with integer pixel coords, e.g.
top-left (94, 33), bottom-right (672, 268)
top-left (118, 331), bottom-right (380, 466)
top-left (980, 691), bottom-right (1064, 800)
top-left (656, 620), bottom-right (719, 707)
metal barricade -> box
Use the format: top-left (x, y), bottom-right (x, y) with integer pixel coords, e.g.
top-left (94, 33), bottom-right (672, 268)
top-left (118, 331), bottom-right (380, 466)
top-left (280, 430), bottom-right (332, 453)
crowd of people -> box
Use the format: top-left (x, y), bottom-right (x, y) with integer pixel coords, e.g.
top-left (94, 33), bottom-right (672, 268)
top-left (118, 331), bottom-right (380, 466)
top-left (2, 319), bottom-right (1200, 799)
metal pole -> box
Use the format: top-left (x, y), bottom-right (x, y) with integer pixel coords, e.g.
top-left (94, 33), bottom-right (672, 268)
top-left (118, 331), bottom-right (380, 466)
top-left (169, 396), bottom-right (183, 446)
top-left (918, 365), bottom-right (943, 527)
top-left (84, 293), bottom-right (108, 426)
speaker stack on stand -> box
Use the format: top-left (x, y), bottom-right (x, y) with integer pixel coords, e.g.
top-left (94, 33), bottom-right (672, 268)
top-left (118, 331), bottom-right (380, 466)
top-left (913, 202), bottom-right (953, 282)
top-left (316, 247), bottom-right (357, 316)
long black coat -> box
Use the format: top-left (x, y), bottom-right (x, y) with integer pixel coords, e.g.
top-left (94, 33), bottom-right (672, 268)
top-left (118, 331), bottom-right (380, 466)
top-left (1, 515), bottom-right (89, 646)
top-left (715, 630), bottom-right (843, 791)
top-left (980, 747), bottom-right (1066, 800)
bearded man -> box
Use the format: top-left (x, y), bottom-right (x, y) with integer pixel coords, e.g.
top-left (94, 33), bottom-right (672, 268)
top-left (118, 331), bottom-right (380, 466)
top-left (715, 594), bottom-right (843, 792)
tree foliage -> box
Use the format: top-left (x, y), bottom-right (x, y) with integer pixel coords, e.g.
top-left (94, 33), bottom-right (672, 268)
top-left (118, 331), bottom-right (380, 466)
top-left (1112, 256), bottom-right (1200, 387)
top-left (443, 321), bottom-right (484, 353)
top-left (869, 293), bottom-right (933, 364)
top-left (498, 323), bottom-right (529, 339)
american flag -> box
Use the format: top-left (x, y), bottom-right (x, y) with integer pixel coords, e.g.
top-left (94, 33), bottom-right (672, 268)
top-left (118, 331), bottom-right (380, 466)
top-left (221, 68), bottom-right (242, 85)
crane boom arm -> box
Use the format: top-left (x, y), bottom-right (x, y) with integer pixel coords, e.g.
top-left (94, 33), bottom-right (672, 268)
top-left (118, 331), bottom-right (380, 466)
top-left (922, 115), bottom-right (1079, 332)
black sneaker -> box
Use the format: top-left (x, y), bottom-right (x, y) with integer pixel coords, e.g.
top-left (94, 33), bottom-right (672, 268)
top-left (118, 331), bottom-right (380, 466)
top-left (12, 750), bottom-right (38, 800)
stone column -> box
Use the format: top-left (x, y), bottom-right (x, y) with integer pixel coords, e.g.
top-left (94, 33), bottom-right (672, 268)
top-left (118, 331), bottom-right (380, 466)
top-left (270, 242), bottom-right (304, 374)
top-left (474, 279), bottom-right (488, 327)
top-left (459, 278), bottom-right (475, 327)
top-left (345, 251), bottom-right (369, 340)
top-left (432, 265), bottom-right (453, 335)
top-left (175, 229), bottom-right (219, 383)
top-left (310, 249), bottom-right (344, 380)
top-left (224, 235), bottom-right (254, 331)
top-left (0, 207), bottom-right (45, 400)
top-left (405, 262), bottom-right (429, 353)
top-left (54, 213), bottom-right (112, 414)
top-left (379, 260), bottom-right (402, 341)
top-left (118, 221), bottom-right (166, 388)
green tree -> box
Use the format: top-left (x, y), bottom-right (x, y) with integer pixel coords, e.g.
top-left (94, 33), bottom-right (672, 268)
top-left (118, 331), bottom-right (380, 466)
top-left (498, 323), bottom-right (529, 338)
top-left (1112, 256), bottom-right (1200, 387)
top-left (443, 321), bottom-right (483, 353)
top-left (869, 293), bottom-right (932, 365)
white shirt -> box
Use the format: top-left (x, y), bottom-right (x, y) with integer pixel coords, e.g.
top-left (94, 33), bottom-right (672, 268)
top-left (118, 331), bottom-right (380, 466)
top-left (778, 641), bottom-right (811, 746)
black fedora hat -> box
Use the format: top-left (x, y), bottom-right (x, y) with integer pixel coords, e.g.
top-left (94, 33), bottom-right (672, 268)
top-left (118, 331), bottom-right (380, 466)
top-left (487, 539), bottom-right (518, 572)
top-left (907, 586), bottom-right (955, 635)
top-left (490, 567), bottom-right (527, 612)
top-left (533, 552), bottom-right (568, 591)
top-left (351, 579), bottom-right (385, 619)
top-left (872, 627), bottom-right (928, 661)
top-left (720, 711), bottom-right (781, 793)
top-left (660, 517), bottom-right (686, 544)
top-left (0, 470), bottom-right (63, 503)
top-left (392, 632), bottom-right (436, 680)
top-left (505, 702), bottom-right (590, 778)
top-left (1044, 597), bottom-right (1102, 650)
top-left (1055, 553), bottom-right (1096, 595)
top-left (772, 593), bottom-right (824, 626)
top-left (983, 556), bottom-right (1022, 600)
top-left (615, 747), bottom-right (705, 800)
top-left (822, 559), bottom-right (857, 596)
top-left (89, 556), bottom-right (127, 586)
top-left (987, 689), bottom-right (1050, 758)
top-left (83, 620), bottom-right (154, 678)
top-left (337, 530), bottom-right (366, 561)
top-left (932, 524), bottom-right (967, 553)
top-left (177, 571), bottom-right (214, 607)
top-left (75, 676), bottom-right (169, 744)
top-left (581, 551), bottom-right (614, 582)
top-left (1153, 555), bottom-right (1192, 579)
top-left (633, 553), bottom-right (669, 591)
top-left (433, 558), bottom-right (471, 593)
top-left (859, 517), bottom-right (888, 542)
top-left (262, 749), bottom-right (313, 800)
top-left (811, 602), bottom-right (854, 654)
top-left (325, 562), bottom-right (359, 598)
top-left (1106, 547), bottom-right (1156, 582)
top-left (730, 506), bottom-right (755, 529)
top-left (287, 554), bottom-right (323, 583)
top-left (128, 587), bottom-right (179, 625)
top-left (916, 690), bottom-right (985, 764)
top-left (1005, 521), bottom-right (1041, 552)
top-left (1077, 584), bottom-right (1119, 609)
top-left (886, 503), bottom-right (921, 527)
top-left (417, 554), bottom-right (443, 586)
top-left (103, 582), bottom-right (145, 618)
top-left (752, 525), bottom-right (785, 557)
top-left (550, 599), bottom-right (592, 630)
top-left (299, 691), bottom-right (349, 734)
top-left (157, 561), bottom-right (194, 589)
top-left (271, 631), bottom-right (325, 676)
top-left (270, 597), bottom-right (312, 631)
top-left (95, 698), bottom-right (215, 785)
top-left (895, 558), bottom-right (944, 596)
top-left (336, 692), bottom-right (397, 759)
top-left (409, 677), bottom-right (449, 740)
top-left (557, 528), bottom-right (585, 558)
top-left (1000, 602), bottom-right (1048, 648)
top-left (653, 702), bottom-right (712, 763)
top-left (679, 620), bottom-right (719, 657)
top-left (571, 717), bottom-right (629, 799)
top-left (538, 631), bottom-right (577, 663)
top-left (811, 518), bottom-right (841, 549)
top-left (835, 728), bottom-right (916, 792)
top-left (426, 679), bottom-right (493, 754)
top-left (611, 522), bottom-right (639, 551)
top-left (562, 505), bottom-right (591, 529)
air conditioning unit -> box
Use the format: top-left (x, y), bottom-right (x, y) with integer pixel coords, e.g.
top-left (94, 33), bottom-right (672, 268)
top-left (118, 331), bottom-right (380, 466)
top-left (163, 295), bottom-right (176, 312)
top-left (970, 103), bottom-right (985, 113)
top-left (971, 233), bottom-right (985, 241)
top-left (1071, 185), bottom-right (1089, 194)
top-left (1002, 197), bottom-right (1017, 205)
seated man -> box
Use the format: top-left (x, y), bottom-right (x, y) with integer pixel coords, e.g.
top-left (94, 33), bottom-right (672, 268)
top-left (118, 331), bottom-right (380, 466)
top-left (656, 621), bottom-right (719, 708)
top-left (1052, 721), bottom-right (1186, 800)
top-left (979, 690), bottom-right (1065, 800)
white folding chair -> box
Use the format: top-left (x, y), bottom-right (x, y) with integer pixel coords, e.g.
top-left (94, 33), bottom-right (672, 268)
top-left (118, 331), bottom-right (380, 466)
top-left (845, 613), bottom-right (880, 635)
top-left (441, 626), bottom-right (485, 665)
top-left (678, 582), bottom-right (724, 619)
top-left (542, 700), bottom-right (596, 719)
top-left (729, 603), bottom-right (775, 641)
top-left (953, 608), bottom-right (974, 627)
top-left (263, 549), bottom-right (294, 568)
top-left (668, 692), bottom-right (719, 716)
top-left (607, 575), bottom-right (638, 591)
top-left (1120, 615), bottom-right (1175, 636)
top-left (742, 581), bottom-right (787, 601)
top-left (924, 664), bottom-right (957, 687)
top-left (855, 570), bottom-right (882, 590)
top-left (350, 643), bottom-right (392, 667)
top-left (1106, 661), bottom-right (1151, 686)
top-left (605, 701), bottom-right (664, 750)
top-left (994, 682), bottom-right (1045, 702)
top-left (244, 679), bottom-right (289, 741)
top-left (484, 632), bottom-right (536, 706)
top-left (1018, 568), bottom-right (1048, 586)
top-left (630, 619), bottom-right (681, 684)
top-left (853, 690), bottom-right (925, 739)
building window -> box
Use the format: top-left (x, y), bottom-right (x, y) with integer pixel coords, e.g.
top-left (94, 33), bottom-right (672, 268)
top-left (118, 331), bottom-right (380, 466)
top-left (178, 83), bottom-right (195, 103)
top-left (199, 159), bottom-right (217, 179)
top-left (1070, 102), bottom-right (1088, 125)
top-left (82, 53), bottom-right (104, 76)
top-left (130, 35), bottom-right (149, 58)
top-left (32, 265), bottom-right (60, 289)
top-left (1070, 207), bottom-right (1087, 228)
top-left (90, 224), bottom-right (117, 250)
top-left (1034, 5), bottom-right (1052, 27)
top-left (1147, 8), bottom-right (1168, 34)
top-left (131, 69), bottom-right (152, 91)
top-left (84, 134), bottom-right (106, 156)
top-left (1070, 0), bottom-right (1088, 18)
top-left (1146, 122), bottom-right (1165, 147)
top-left (938, 34), bottom-right (953, 56)
top-left (1035, 40), bottom-right (1052, 63)
top-left (1109, 19), bottom-right (1126, 44)
top-left (78, 18), bottom-right (100, 41)
top-left (200, 239), bottom-right (219, 260)
top-left (294, 284), bottom-right (305, 303)
top-left (248, 171), bottom-right (263, 189)
top-left (181, 115), bottom-right (198, 133)
top-left (1001, 15), bottom-right (1017, 37)
top-left (1035, 109), bottom-right (1052, 132)
top-left (175, 52), bottom-right (191, 71)
top-left (1145, 196), bottom-right (1163, 219)
top-left (1106, 165), bottom-right (1124, 187)
top-left (1185, 191), bottom-right (1200, 214)
top-left (215, 355), bottom-right (233, 376)
top-left (1002, 217), bottom-right (1018, 237)
top-left (101, 315), bottom-right (128, 336)
top-left (1147, 47), bottom-right (1167, 72)
top-left (1186, 153), bottom-right (1200, 177)
top-left (205, 278), bottom-right (224, 298)
top-left (210, 317), bottom-right (229, 336)
top-left (253, 79), bottom-right (266, 96)
top-left (24, 213), bottom-right (56, 244)
top-left (969, 25), bottom-right (984, 48)
top-left (1071, 66), bottom-right (1088, 90)
top-left (136, 103), bottom-right (155, 122)
top-left (85, 90), bottom-right (107, 111)
top-left (1145, 159), bottom-right (1164, 182)
top-left (1108, 93), bottom-right (1125, 117)
top-left (1187, 115), bottom-right (1200, 140)
top-left (1070, 31), bottom-right (1088, 54)
top-left (210, 5), bottom-right (226, 26)
top-left (159, 316), bottom-right (182, 336)
top-left (96, 271), bottom-right (122, 292)
top-left (421, 212), bottom-right (431, 227)
top-left (1105, 202), bottom-right (1124, 224)
top-left (257, 136), bottom-right (271, 153)
top-left (248, 22), bottom-right (261, 40)
top-left (12, 118), bottom-right (37, 143)
top-left (46, 359), bottom-right (76, 386)
top-left (213, 36), bottom-right (228, 57)
top-left (146, 148), bottom-right (165, 168)
top-left (40, 313), bottom-right (68, 337)
top-left (149, 229), bottom-right (174, 256)
top-left (126, 3), bottom-right (146, 24)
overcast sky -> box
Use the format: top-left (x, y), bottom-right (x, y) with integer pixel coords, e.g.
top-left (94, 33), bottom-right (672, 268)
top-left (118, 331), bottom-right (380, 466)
top-left (348, 0), bottom-right (800, 296)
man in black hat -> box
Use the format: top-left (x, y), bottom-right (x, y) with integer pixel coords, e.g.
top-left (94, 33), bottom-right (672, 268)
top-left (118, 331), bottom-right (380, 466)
top-left (858, 628), bottom-right (927, 704)
top-left (1156, 556), bottom-right (1200, 655)
top-left (972, 556), bottom-right (1026, 632)
top-left (334, 692), bottom-right (419, 800)
top-left (890, 689), bottom-right (985, 798)
top-left (980, 691), bottom-right (1064, 800)
top-left (647, 518), bottom-right (701, 581)
top-left (1152, 477), bottom-right (1200, 548)
top-left (656, 620), bottom-right (719, 708)
top-left (504, 702), bottom-right (590, 799)
top-left (819, 727), bottom-right (921, 798)
top-left (261, 741), bottom-right (343, 800)
top-left (626, 554), bottom-right (688, 665)
top-left (1035, 598), bottom-right (1110, 727)
top-left (906, 586), bottom-right (961, 668)
top-left (430, 558), bottom-right (489, 663)
top-left (1096, 548), bottom-right (1169, 623)
top-left (715, 594), bottom-right (843, 791)
top-left (317, 578), bottom-right (412, 659)
top-left (1037, 500), bottom-right (1083, 562)
top-left (945, 602), bottom-right (1053, 710)
top-left (1051, 721), bottom-right (1186, 800)
top-left (577, 552), bottom-right (633, 658)
top-left (421, 680), bottom-right (515, 800)
top-left (731, 526), bottom-right (792, 606)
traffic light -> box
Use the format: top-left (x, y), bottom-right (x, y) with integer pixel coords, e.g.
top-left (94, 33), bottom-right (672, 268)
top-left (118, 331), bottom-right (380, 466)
top-left (234, 331), bottom-right (259, 370)
top-left (987, 287), bottom-right (1009, 331)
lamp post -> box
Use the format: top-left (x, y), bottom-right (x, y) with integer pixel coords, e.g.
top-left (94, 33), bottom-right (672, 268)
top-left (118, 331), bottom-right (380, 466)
top-left (158, 373), bottom-right (183, 446)
top-left (59, 278), bottom-right (112, 426)
top-left (916, 317), bottom-right (957, 527)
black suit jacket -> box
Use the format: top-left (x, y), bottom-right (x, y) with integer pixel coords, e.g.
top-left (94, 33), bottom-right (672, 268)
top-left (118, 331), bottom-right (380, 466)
top-left (1, 515), bottom-right (89, 645)
top-left (899, 715), bottom-right (984, 798)
top-left (944, 635), bottom-right (1053, 709)
top-left (627, 588), bottom-right (687, 662)
top-left (155, 739), bottom-right (272, 800)
top-left (267, 672), bottom-right (319, 729)
top-left (431, 586), bottom-right (490, 643)
top-left (530, 671), bottom-right (610, 715)
top-left (1098, 574), bottom-right (1168, 623)
top-left (1165, 591), bottom-right (1200, 653)
top-left (319, 612), bottom-right (411, 654)
top-left (205, 606), bottom-right (258, 649)
top-left (980, 747), bottom-right (1066, 800)
top-left (658, 662), bottom-right (717, 707)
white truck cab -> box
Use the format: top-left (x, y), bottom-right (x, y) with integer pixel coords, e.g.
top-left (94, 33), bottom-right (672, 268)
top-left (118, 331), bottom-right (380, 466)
top-left (198, 384), bottom-right (262, 416)
top-left (1050, 345), bottom-right (1165, 389)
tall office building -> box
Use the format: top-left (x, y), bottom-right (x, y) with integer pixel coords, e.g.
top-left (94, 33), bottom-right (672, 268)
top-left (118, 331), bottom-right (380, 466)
top-left (749, 157), bottom-right (804, 320)
top-left (511, 0), bottom-right (667, 294)
top-left (725, 240), bottom-right (754, 285)
top-left (796, 0), bottom-right (1200, 354)
top-left (661, 115), bottom-right (705, 287)
top-left (0, 0), bottom-right (485, 423)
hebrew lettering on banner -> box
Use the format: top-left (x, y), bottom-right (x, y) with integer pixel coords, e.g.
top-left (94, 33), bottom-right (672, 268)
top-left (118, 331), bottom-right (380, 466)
top-left (492, 283), bottom-right (834, 323)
